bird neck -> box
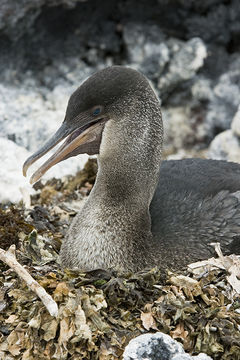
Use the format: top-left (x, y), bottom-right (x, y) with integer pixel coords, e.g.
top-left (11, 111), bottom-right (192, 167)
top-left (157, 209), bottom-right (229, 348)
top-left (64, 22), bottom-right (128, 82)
top-left (92, 155), bottom-right (158, 207)
top-left (94, 126), bottom-right (162, 209)
top-left (62, 95), bottom-right (163, 271)
top-left (92, 91), bottom-right (163, 208)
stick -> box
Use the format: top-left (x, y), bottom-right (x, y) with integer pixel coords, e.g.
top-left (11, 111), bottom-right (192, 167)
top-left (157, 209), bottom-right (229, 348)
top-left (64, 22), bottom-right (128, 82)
top-left (0, 245), bottom-right (58, 317)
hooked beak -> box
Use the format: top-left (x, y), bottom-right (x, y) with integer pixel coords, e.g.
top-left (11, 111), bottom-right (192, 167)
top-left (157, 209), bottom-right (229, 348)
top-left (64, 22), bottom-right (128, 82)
top-left (23, 116), bottom-right (107, 184)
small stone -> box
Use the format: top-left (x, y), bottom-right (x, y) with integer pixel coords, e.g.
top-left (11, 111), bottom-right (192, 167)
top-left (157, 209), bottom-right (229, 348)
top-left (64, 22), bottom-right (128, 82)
top-left (208, 129), bottom-right (240, 162)
top-left (123, 332), bottom-right (184, 360)
top-left (123, 332), bottom-right (213, 360)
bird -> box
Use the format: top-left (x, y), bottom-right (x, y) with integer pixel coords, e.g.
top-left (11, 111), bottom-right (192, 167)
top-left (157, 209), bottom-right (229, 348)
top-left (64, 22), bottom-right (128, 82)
top-left (23, 66), bottom-right (240, 272)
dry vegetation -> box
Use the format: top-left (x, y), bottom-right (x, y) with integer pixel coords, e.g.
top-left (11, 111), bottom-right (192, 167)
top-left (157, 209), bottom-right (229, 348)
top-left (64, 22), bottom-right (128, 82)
top-left (0, 160), bottom-right (240, 359)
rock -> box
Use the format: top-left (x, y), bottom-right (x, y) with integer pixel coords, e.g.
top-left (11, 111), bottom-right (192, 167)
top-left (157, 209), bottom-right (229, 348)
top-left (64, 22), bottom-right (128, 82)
top-left (40, 58), bottom-right (94, 89)
top-left (0, 0), bottom-right (119, 82)
top-left (185, 3), bottom-right (231, 45)
top-left (207, 59), bottom-right (240, 162)
top-left (231, 105), bottom-right (240, 137)
top-left (123, 332), bottom-right (212, 360)
top-left (0, 72), bottom-right (94, 203)
top-left (162, 103), bottom-right (208, 155)
top-left (158, 38), bottom-right (207, 95)
top-left (0, 0), bottom-right (46, 39)
top-left (173, 355), bottom-right (212, 360)
top-left (0, 137), bottom-right (35, 203)
top-left (0, 79), bottom-right (80, 151)
top-left (0, 82), bottom-right (63, 150)
top-left (0, 137), bottom-right (88, 203)
top-left (162, 106), bottom-right (194, 154)
top-left (123, 29), bottom-right (207, 98)
top-left (206, 68), bottom-right (240, 132)
top-left (208, 129), bottom-right (240, 162)
top-left (1, 0), bottom-right (239, 84)
top-left (123, 23), bottom-right (168, 80)
top-left (191, 77), bottom-right (213, 103)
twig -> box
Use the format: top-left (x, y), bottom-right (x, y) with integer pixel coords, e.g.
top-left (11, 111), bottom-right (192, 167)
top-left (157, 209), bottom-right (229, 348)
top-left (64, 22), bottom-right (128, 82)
top-left (0, 245), bottom-right (58, 317)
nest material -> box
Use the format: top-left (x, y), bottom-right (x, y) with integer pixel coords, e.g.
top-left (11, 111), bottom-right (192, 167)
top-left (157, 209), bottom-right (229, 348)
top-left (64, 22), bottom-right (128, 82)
top-left (0, 159), bottom-right (240, 360)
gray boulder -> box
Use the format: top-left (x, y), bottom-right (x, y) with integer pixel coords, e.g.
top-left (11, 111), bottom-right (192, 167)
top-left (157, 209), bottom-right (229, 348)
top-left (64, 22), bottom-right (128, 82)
top-left (0, 79), bottom-right (90, 203)
top-left (206, 69), bottom-right (240, 132)
top-left (123, 332), bottom-right (212, 360)
top-left (208, 101), bottom-right (240, 162)
top-left (0, 136), bottom-right (88, 203)
top-left (123, 23), bottom-right (169, 80)
top-left (158, 38), bottom-right (207, 95)
top-left (208, 129), bottom-right (240, 162)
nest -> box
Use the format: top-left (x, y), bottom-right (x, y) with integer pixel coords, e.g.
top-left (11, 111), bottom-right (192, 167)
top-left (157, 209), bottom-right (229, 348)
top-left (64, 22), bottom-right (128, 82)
top-left (0, 159), bottom-right (240, 360)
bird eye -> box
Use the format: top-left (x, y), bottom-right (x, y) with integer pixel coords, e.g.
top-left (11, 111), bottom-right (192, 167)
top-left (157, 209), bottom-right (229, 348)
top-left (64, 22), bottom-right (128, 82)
top-left (93, 108), bottom-right (101, 116)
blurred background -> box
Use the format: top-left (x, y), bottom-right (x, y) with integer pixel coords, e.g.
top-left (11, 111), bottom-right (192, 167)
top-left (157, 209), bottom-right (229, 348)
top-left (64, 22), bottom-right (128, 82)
top-left (0, 0), bottom-right (240, 202)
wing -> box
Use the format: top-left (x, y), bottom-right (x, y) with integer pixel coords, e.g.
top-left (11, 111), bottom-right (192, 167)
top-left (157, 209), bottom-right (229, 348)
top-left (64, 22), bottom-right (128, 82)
top-left (150, 159), bottom-right (240, 269)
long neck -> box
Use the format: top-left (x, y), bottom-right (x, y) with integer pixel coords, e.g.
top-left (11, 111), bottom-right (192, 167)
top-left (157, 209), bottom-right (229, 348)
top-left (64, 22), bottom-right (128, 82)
top-left (91, 90), bottom-right (163, 208)
top-left (61, 88), bottom-right (164, 272)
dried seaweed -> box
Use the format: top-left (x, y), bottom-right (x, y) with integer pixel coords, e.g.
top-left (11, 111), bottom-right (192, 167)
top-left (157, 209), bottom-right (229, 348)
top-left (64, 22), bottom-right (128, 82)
top-left (0, 207), bottom-right (33, 250)
top-left (1, 159), bottom-right (240, 359)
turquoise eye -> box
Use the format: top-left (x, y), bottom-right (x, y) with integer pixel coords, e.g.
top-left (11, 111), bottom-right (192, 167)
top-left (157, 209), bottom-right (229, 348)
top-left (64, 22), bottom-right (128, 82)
top-left (93, 108), bottom-right (101, 116)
